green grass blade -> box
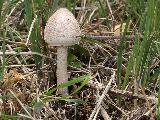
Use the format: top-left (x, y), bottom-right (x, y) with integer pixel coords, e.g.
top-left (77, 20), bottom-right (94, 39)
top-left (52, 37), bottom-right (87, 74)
top-left (158, 75), bottom-right (160, 119)
top-left (45, 74), bottom-right (92, 96)
top-left (0, 0), bottom-right (4, 26)
top-left (70, 78), bottom-right (89, 95)
top-left (24, 0), bottom-right (42, 67)
top-left (117, 20), bottom-right (129, 89)
top-left (0, 29), bottom-right (6, 81)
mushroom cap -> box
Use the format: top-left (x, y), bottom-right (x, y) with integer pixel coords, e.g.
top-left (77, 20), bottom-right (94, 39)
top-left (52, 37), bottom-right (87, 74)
top-left (44, 8), bottom-right (81, 46)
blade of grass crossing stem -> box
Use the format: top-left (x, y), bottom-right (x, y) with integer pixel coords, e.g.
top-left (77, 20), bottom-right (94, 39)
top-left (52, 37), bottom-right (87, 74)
top-left (24, 0), bottom-right (42, 67)
top-left (53, 74), bottom-right (91, 95)
top-left (117, 20), bottom-right (129, 89)
top-left (61, 98), bottom-right (84, 104)
top-left (45, 74), bottom-right (92, 96)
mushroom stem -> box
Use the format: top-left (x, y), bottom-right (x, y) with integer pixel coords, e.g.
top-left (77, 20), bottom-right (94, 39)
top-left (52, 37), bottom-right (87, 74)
top-left (56, 46), bottom-right (68, 95)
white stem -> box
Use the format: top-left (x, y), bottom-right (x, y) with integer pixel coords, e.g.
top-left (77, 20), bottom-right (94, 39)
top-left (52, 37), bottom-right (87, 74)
top-left (56, 46), bottom-right (68, 95)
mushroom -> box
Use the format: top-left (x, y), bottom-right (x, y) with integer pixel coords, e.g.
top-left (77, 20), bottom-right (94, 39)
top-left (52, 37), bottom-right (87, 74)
top-left (44, 8), bottom-right (81, 95)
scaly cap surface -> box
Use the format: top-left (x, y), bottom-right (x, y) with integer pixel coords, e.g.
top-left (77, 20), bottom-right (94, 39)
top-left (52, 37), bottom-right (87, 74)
top-left (44, 8), bottom-right (81, 46)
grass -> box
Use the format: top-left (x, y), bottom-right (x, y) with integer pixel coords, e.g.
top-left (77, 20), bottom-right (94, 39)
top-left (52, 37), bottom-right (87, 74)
top-left (0, 0), bottom-right (159, 119)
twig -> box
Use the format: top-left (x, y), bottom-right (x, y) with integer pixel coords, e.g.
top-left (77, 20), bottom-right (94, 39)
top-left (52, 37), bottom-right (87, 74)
top-left (75, 7), bottom-right (96, 11)
top-left (9, 90), bottom-right (35, 120)
top-left (144, 104), bottom-right (156, 117)
top-left (87, 80), bottom-right (157, 103)
top-left (39, 99), bottom-right (59, 120)
top-left (23, 65), bottom-right (49, 78)
top-left (0, 64), bottom-right (36, 68)
top-left (140, 85), bottom-right (154, 119)
top-left (104, 95), bottom-right (128, 116)
top-left (6, 44), bottom-right (28, 72)
top-left (17, 113), bottom-right (34, 119)
top-left (69, 65), bottom-right (90, 74)
top-left (109, 88), bottom-right (157, 104)
top-left (0, 40), bottom-right (26, 45)
top-left (0, 51), bottom-right (53, 59)
top-left (26, 15), bottom-right (37, 46)
top-left (85, 42), bottom-right (97, 65)
top-left (88, 71), bottom-right (115, 120)
top-left (100, 107), bottom-right (111, 120)
top-left (5, 0), bottom-right (24, 22)
top-left (95, 43), bottom-right (112, 56)
top-left (85, 35), bottom-right (136, 40)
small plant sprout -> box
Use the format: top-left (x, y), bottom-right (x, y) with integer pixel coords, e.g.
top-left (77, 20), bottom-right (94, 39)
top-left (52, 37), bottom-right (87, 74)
top-left (44, 8), bottom-right (81, 95)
